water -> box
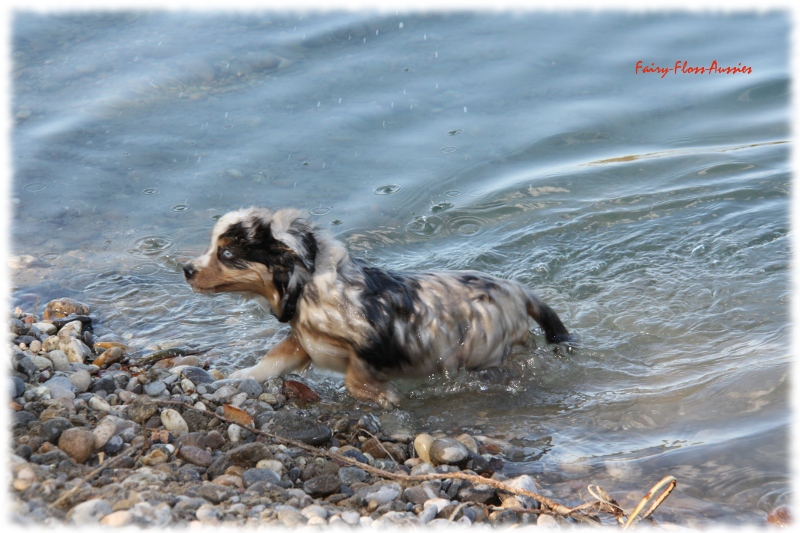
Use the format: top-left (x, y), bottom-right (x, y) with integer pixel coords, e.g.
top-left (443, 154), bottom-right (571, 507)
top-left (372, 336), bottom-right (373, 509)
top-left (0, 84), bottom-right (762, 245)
top-left (10, 11), bottom-right (790, 527)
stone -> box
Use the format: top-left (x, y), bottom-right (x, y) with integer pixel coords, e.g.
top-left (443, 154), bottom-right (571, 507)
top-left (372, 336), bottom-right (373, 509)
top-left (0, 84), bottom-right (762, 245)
top-left (30, 355), bottom-right (53, 370)
top-left (177, 445), bottom-right (214, 467)
top-left (100, 510), bottom-right (133, 526)
top-left (93, 347), bottom-right (122, 367)
top-left (69, 370), bottom-right (92, 393)
top-left (354, 481), bottom-right (403, 506)
top-left (67, 498), bottom-right (113, 525)
top-left (144, 381), bottom-right (167, 397)
top-left (414, 433), bottom-right (434, 462)
top-left (341, 510), bottom-right (360, 525)
top-left (104, 436), bottom-right (124, 455)
top-left (33, 322), bottom-right (57, 335)
top-left (10, 376), bottom-right (25, 398)
top-left (128, 396), bottom-right (159, 424)
top-left (458, 481), bottom-right (497, 504)
top-left (196, 503), bottom-right (220, 522)
top-left (197, 482), bottom-right (236, 504)
top-left (338, 466), bottom-right (367, 485)
top-left (536, 514), bottom-right (560, 528)
top-left (160, 409), bottom-right (189, 437)
top-left (263, 411), bottom-right (331, 445)
top-left (429, 438), bottom-right (470, 466)
top-left (38, 416), bottom-right (73, 443)
top-left (58, 427), bottom-right (95, 463)
top-left (242, 468), bottom-right (281, 488)
top-left (92, 416), bottom-right (118, 449)
top-left (88, 396), bottom-right (112, 412)
top-left (45, 297), bottom-right (90, 318)
top-left (205, 430), bottom-right (225, 450)
top-left (256, 459), bottom-right (284, 475)
top-left (283, 380), bottom-right (320, 402)
top-left (29, 339), bottom-right (42, 353)
top-left (455, 433), bottom-right (480, 454)
top-left (182, 366), bottom-right (215, 384)
top-left (276, 505), bottom-right (307, 527)
top-left (141, 446), bottom-right (171, 466)
top-left (62, 338), bottom-right (91, 364)
top-left (500, 475), bottom-right (540, 509)
top-left (303, 474), bottom-right (341, 497)
top-left (357, 413), bottom-right (381, 435)
top-left (229, 442), bottom-right (271, 466)
top-left (403, 481), bottom-right (441, 505)
top-left (237, 378), bottom-right (263, 398)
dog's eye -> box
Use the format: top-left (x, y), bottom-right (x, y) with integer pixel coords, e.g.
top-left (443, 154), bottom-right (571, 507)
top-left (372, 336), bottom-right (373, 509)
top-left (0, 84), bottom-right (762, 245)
top-left (220, 249), bottom-right (234, 260)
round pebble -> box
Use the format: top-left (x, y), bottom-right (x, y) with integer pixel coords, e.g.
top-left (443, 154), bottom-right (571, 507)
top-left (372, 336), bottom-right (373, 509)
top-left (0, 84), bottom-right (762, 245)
top-left (160, 408), bottom-right (189, 437)
top-left (69, 370), bottom-right (92, 393)
top-left (303, 474), bottom-right (341, 498)
top-left (58, 427), bottom-right (95, 463)
top-left (145, 381), bottom-right (167, 397)
top-left (68, 498), bottom-right (112, 525)
top-left (429, 437), bottom-right (470, 466)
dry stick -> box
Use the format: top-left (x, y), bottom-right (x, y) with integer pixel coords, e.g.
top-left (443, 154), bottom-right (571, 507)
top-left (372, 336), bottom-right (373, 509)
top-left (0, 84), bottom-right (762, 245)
top-left (622, 476), bottom-right (677, 529)
top-left (156, 400), bottom-right (600, 520)
top-left (50, 443), bottom-right (143, 509)
top-left (358, 428), bottom-right (401, 466)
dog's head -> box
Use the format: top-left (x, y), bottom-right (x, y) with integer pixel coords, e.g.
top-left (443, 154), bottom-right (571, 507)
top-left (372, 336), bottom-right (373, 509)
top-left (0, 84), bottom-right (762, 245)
top-left (183, 207), bottom-right (318, 322)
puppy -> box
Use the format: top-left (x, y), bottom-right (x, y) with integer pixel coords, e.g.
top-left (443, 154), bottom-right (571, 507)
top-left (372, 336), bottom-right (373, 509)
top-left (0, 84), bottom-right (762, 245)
top-left (183, 207), bottom-right (569, 407)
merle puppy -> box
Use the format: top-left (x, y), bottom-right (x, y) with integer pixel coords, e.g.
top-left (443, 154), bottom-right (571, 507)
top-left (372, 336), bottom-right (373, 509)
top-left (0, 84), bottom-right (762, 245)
top-left (183, 207), bottom-right (569, 407)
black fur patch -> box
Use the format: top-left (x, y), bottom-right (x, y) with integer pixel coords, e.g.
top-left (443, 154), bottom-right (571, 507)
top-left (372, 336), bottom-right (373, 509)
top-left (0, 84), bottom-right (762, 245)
top-left (353, 262), bottom-right (421, 371)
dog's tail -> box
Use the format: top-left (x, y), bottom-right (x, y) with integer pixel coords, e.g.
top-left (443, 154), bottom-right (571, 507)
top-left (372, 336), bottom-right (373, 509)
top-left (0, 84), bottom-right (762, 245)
top-left (524, 289), bottom-right (570, 343)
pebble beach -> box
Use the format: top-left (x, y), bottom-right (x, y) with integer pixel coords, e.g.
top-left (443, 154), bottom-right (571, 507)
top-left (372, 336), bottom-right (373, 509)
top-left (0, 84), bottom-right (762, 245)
top-left (7, 297), bottom-right (570, 529)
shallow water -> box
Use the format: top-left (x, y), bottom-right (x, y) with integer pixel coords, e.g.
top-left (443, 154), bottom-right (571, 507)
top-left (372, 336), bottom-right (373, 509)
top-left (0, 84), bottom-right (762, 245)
top-left (10, 11), bottom-right (790, 527)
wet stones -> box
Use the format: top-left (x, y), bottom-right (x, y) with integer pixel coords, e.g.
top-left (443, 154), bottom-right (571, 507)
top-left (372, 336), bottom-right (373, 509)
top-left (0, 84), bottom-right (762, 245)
top-left (428, 437), bottom-right (470, 466)
top-left (264, 411), bottom-right (331, 445)
top-left (43, 298), bottom-right (90, 320)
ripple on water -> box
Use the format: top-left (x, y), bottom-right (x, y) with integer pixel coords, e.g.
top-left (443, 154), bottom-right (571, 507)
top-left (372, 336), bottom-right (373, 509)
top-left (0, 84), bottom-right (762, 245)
top-left (142, 188), bottom-right (158, 194)
top-left (446, 214), bottom-right (488, 238)
top-left (22, 182), bottom-right (49, 192)
top-left (170, 204), bottom-right (190, 212)
top-left (127, 235), bottom-right (175, 257)
top-left (309, 205), bottom-right (333, 215)
top-left (405, 214), bottom-right (445, 237)
top-left (372, 184), bottom-right (402, 195)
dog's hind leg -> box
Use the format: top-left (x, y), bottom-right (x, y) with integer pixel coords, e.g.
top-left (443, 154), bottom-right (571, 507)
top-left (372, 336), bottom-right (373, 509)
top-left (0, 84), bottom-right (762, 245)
top-left (345, 360), bottom-right (402, 408)
top-left (230, 334), bottom-right (311, 382)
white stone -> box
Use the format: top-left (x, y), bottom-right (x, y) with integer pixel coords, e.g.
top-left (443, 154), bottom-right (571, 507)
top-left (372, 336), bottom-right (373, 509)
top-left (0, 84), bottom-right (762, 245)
top-left (256, 458), bottom-right (284, 475)
top-left (228, 424), bottom-right (242, 443)
top-left (93, 416), bottom-right (118, 449)
top-left (414, 433), bottom-right (434, 462)
top-left (88, 396), bottom-right (112, 412)
top-left (423, 498), bottom-right (452, 513)
top-left (230, 392), bottom-right (248, 407)
top-left (100, 510), bottom-right (133, 526)
top-left (160, 409), bottom-right (189, 437)
top-left (181, 379), bottom-right (196, 394)
top-left (340, 511), bottom-right (360, 526)
top-left (301, 504), bottom-right (328, 520)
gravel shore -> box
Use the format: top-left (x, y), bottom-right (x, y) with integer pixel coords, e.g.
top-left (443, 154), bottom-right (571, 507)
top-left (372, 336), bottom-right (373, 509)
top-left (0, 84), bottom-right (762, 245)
top-left (10, 296), bottom-right (701, 530)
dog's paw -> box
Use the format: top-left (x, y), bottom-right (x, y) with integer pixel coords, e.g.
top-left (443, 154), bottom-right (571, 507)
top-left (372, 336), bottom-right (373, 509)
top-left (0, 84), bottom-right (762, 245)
top-left (229, 367), bottom-right (256, 381)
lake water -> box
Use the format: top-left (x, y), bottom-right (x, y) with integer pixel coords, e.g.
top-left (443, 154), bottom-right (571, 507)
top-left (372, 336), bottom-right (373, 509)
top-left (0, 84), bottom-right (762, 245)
top-left (9, 11), bottom-right (790, 528)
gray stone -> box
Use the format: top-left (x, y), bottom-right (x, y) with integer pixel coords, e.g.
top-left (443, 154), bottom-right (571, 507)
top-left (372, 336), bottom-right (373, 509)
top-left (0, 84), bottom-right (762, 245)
top-left (128, 396), bottom-right (159, 424)
top-left (37, 416), bottom-right (73, 443)
top-left (242, 468), bottom-right (281, 488)
top-left (276, 505), bottom-right (307, 527)
top-left (429, 438), bottom-right (470, 466)
top-left (10, 376), bottom-right (25, 398)
top-left (353, 481), bottom-right (403, 506)
top-left (69, 370), bottom-right (92, 393)
top-left (177, 445), bottom-right (214, 467)
top-left (30, 355), bottom-right (53, 370)
top-left (237, 378), bottom-right (263, 398)
top-left (303, 474), bottom-right (341, 497)
top-left (357, 413), bottom-right (381, 435)
top-left (144, 381), bottom-right (167, 397)
top-left (228, 442), bottom-right (271, 466)
top-left (457, 481), bottom-right (497, 504)
top-left (46, 350), bottom-right (70, 372)
top-left (68, 498), bottom-right (113, 525)
top-left (198, 483), bottom-right (236, 504)
top-left (262, 411), bottom-right (331, 445)
top-left (62, 338), bottom-right (91, 364)
top-left (338, 466), bottom-right (367, 485)
top-left (403, 481), bottom-right (441, 505)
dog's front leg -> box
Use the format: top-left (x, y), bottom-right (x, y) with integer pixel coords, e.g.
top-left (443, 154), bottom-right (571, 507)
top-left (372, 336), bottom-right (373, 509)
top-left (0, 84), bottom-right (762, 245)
top-left (230, 334), bottom-right (311, 382)
top-left (345, 359), bottom-right (403, 408)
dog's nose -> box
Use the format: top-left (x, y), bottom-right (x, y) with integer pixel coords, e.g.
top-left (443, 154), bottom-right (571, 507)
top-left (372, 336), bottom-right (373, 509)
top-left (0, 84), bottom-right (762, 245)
top-left (182, 263), bottom-right (196, 280)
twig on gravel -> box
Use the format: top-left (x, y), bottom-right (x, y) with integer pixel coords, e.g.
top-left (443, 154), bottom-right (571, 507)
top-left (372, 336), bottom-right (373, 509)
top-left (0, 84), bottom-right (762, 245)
top-left (50, 442), bottom-right (143, 509)
top-left (154, 399), bottom-right (669, 524)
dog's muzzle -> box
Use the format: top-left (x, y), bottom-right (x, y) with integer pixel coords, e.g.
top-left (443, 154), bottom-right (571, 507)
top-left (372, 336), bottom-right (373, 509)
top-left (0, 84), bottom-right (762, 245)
top-left (182, 263), bottom-right (197, 280)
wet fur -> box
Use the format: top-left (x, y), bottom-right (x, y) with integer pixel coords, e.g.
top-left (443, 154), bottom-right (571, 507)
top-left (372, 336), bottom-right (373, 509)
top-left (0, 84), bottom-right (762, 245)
top-left (183, 207), bottom-right (569, 407)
